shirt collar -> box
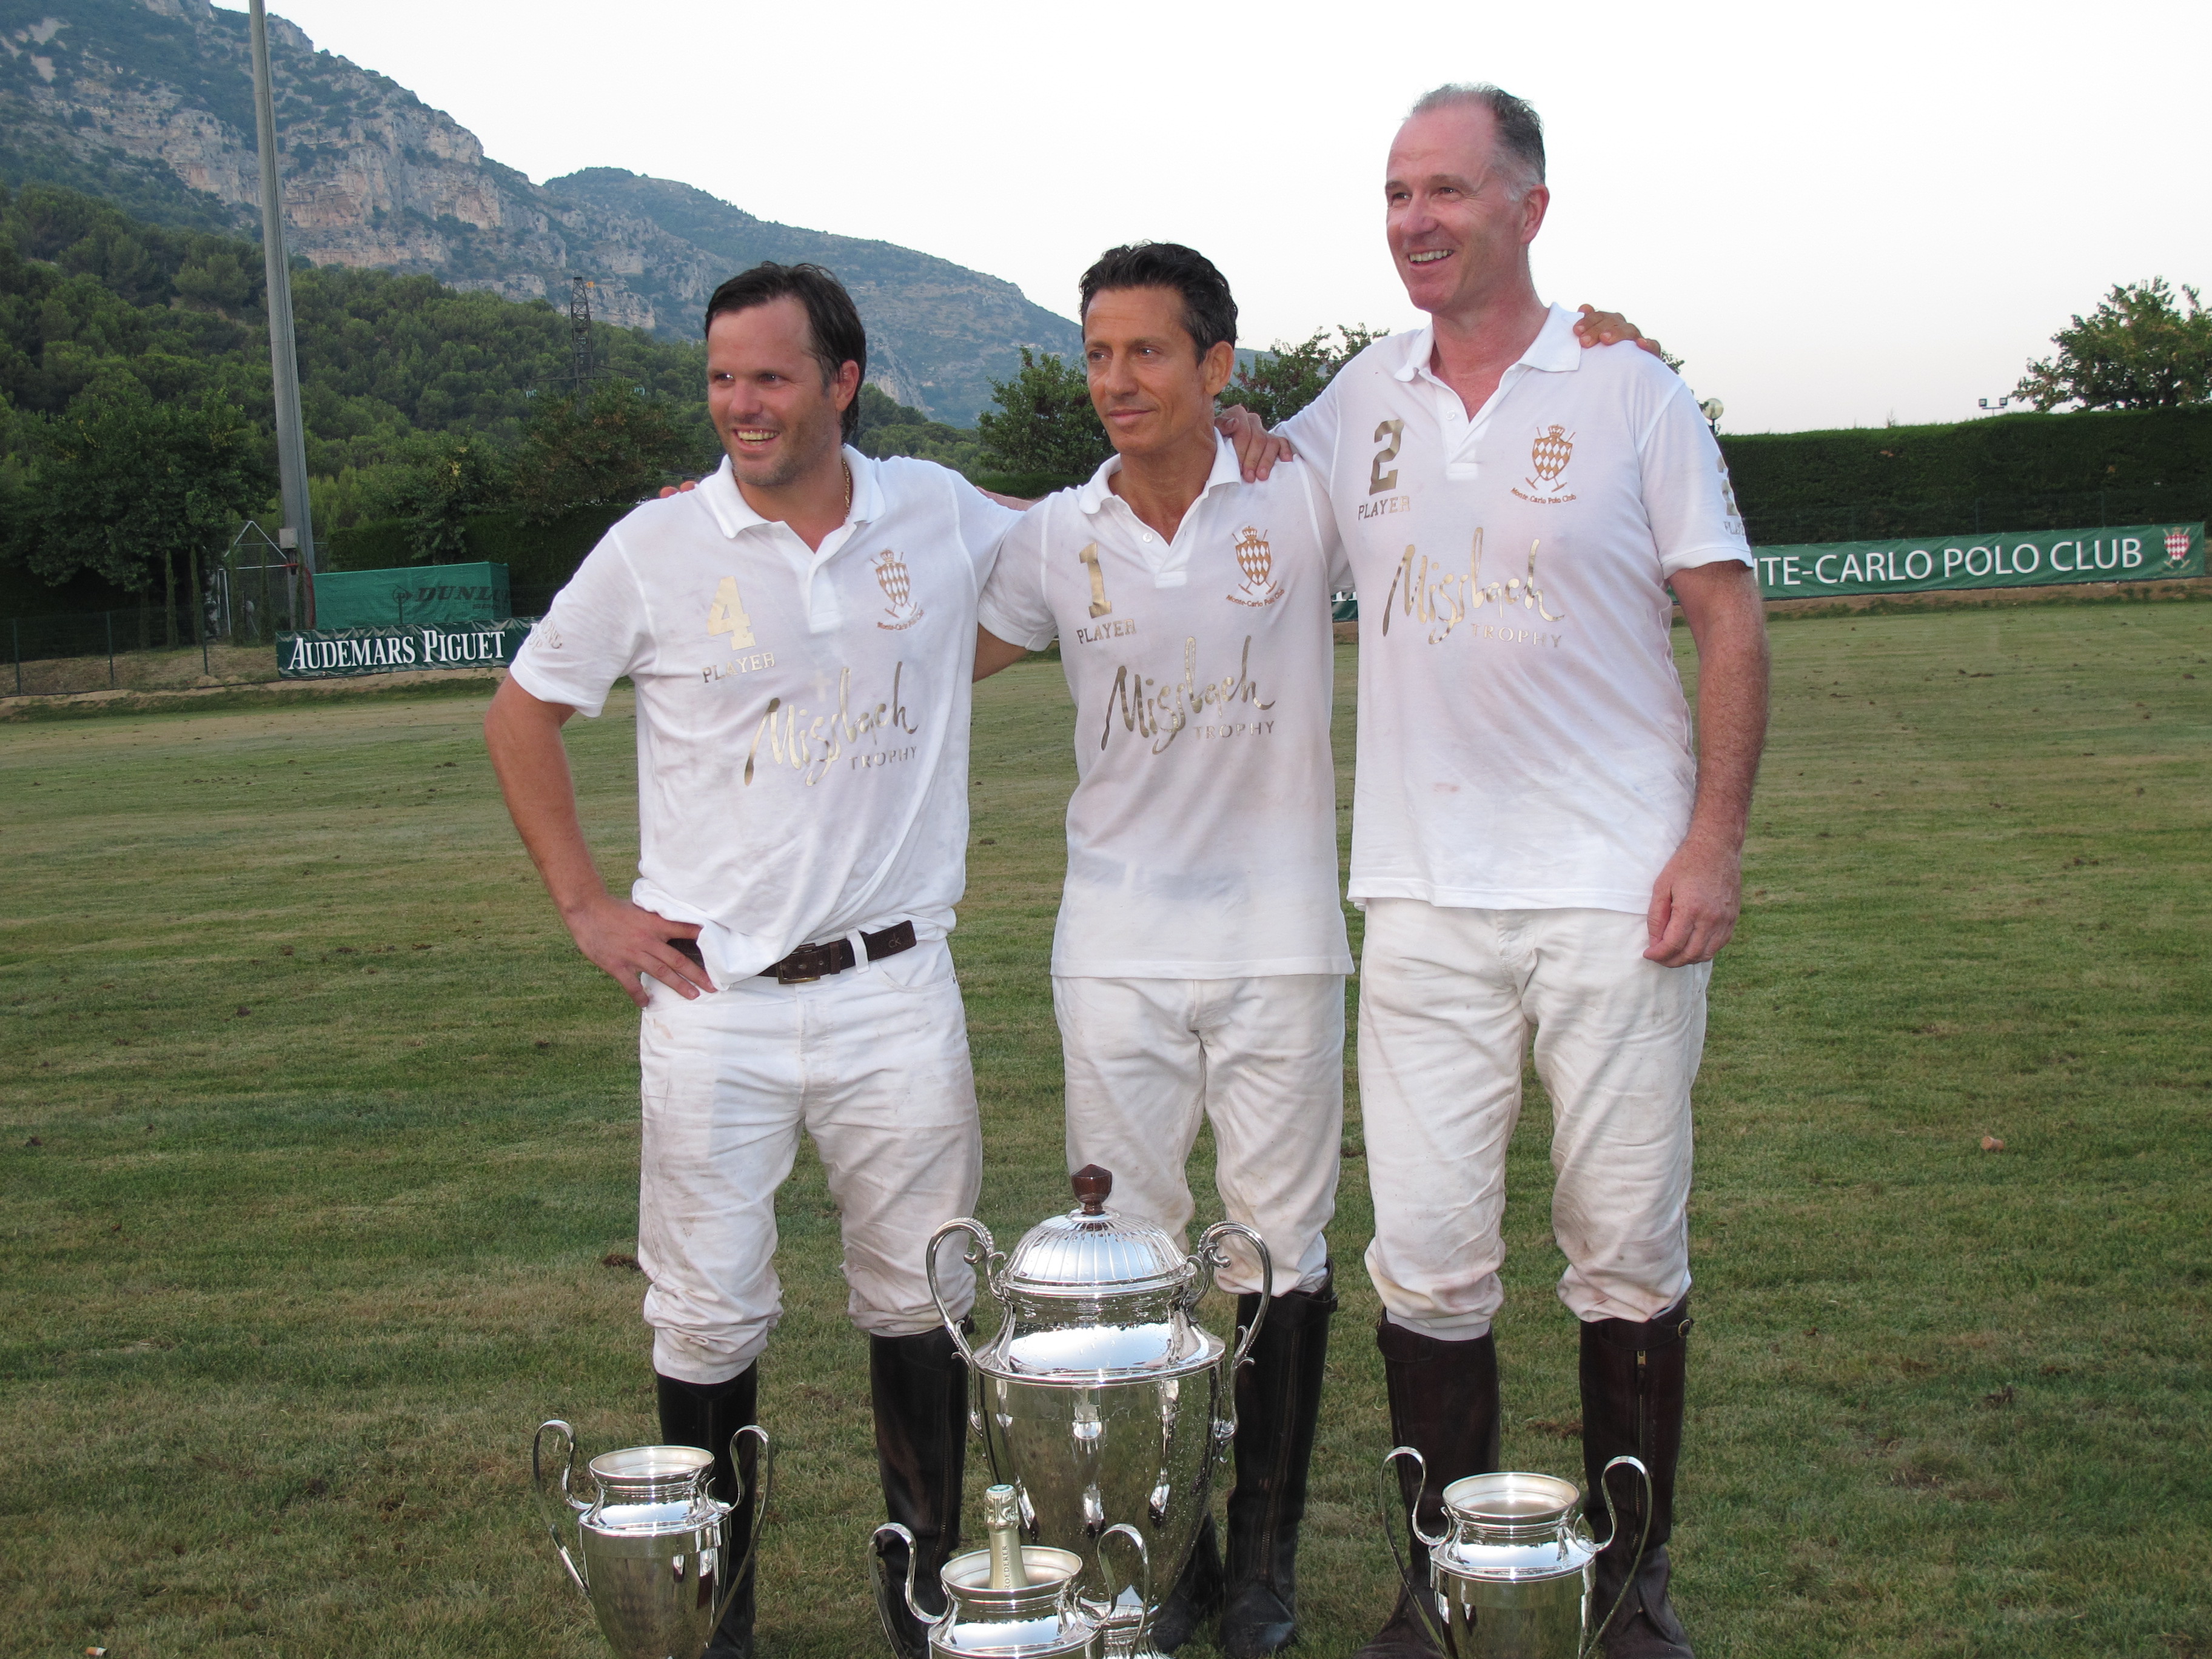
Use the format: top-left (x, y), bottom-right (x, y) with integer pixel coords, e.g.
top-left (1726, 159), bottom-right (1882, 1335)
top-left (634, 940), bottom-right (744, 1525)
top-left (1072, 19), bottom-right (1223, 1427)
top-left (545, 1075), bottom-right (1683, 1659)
top-left (1391, 302), bottom-right (1583, 383)
top-left (1075, 431), bottom-right (1244, 516)
top-left (697, 445), bottom-right (881, 540)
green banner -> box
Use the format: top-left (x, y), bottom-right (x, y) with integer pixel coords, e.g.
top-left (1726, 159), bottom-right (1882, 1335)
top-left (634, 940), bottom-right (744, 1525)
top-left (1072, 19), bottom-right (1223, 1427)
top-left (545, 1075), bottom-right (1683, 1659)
top-left (312, 563), bottom-right (511, 630)
top-left (277, 620), bottom-right (535, 680)
top-left (1752, 522), bottom-right (2201, 599)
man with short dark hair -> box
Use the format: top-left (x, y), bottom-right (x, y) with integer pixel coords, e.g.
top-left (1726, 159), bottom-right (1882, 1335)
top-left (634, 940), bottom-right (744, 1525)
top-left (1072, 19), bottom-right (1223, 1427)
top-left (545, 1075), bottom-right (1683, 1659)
top-left (973, 241), bottom-right (1350, 1659)
top-left (486, 261), bottom-right (1019, 1658)
top-left (1227, 84), bottom-right (1769, 1659)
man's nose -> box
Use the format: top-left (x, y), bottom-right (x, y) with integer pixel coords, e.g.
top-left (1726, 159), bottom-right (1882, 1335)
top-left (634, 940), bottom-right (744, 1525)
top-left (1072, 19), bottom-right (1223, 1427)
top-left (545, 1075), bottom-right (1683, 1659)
top-left (1094, 352), bottom-right (1136, 396)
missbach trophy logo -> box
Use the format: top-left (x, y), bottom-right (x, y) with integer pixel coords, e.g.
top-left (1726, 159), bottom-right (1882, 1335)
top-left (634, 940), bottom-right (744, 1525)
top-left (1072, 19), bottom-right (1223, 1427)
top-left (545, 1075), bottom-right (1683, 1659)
top-left (2167, 526), bottom-right (2194, 566)
top-left (875, 548), bottom-right (924, 631)
top-left (1512, 424), bottom-right (1578, 504)
top-left (1227, 525), bottom-right (1284, 607)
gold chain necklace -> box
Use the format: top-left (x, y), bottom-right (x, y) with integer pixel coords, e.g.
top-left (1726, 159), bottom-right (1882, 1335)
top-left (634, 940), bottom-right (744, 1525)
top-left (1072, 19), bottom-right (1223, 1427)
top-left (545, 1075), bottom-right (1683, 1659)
top-left (842, 460), bottom-right (853, 512)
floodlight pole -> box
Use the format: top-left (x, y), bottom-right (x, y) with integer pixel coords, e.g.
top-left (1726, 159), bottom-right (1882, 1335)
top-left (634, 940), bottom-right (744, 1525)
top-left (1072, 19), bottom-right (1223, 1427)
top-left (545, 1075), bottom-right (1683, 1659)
top-left (249, 0), bottom-right (317, 623)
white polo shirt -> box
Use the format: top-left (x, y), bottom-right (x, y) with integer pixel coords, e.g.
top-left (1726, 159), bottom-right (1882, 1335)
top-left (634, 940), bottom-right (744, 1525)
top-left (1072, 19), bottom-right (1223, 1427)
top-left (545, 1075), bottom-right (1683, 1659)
top-left (1280, 304), bottom-right (1752, 914)
top-left (976, 434), bottom-right (1352, 980)
top-left (509, 449), bottom-right (1016, 980)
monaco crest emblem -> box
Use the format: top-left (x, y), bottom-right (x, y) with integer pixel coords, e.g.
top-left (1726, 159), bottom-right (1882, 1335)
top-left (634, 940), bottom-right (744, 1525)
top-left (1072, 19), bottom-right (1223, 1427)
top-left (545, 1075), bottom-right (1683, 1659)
top-left (874, 549), bottom-right (923, 631)
top-left (1513, 425), bottom-right (1579, 504)
top-left (2166, 526), bottom-right (2194, 565)
top-left (1227, 525), bottom-right (1283, 607)
top-left (1530, 424), bottom-right (1575, 482)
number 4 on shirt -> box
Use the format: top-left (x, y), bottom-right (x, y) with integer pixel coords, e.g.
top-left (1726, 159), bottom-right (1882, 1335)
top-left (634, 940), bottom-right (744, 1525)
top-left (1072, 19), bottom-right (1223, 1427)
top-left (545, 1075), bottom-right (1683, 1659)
top-left (708, 575), bottom-right (756, 650)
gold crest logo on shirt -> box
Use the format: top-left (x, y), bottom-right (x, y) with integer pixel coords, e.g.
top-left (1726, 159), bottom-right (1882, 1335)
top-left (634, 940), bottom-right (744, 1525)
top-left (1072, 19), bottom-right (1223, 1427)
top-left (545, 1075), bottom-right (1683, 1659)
top-left (875, 549), bottom-right (924, 631)
top-left (1513, 425), bottom-right (1579, 505)
top-left (1227, 525), bottom-right (1284, 608)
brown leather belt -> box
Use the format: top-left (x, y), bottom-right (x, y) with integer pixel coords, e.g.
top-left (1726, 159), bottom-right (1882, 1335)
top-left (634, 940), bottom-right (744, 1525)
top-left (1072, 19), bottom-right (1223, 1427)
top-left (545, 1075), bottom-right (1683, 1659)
top-left (668, 919), bottom-right (919, 985)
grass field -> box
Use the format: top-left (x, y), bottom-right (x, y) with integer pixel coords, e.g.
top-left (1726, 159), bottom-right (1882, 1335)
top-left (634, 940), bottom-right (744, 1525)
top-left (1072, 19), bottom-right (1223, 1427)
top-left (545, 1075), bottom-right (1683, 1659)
top-left (2, 598), bottom-right (2208, 1658)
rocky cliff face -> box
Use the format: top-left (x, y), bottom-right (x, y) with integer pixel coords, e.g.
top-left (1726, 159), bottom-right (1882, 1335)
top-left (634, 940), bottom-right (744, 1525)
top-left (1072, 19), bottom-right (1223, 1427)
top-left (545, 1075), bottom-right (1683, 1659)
top-left (0, 0), bottom-right (1077, 420)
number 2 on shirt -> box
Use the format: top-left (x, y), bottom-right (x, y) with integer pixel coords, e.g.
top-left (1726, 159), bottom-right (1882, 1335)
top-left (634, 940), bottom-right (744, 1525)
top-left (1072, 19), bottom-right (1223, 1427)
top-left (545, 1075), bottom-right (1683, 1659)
top-left (1369, 420), bottom-right (1404, 495)
top-left (1077, 542), bottom-right (1113, 618)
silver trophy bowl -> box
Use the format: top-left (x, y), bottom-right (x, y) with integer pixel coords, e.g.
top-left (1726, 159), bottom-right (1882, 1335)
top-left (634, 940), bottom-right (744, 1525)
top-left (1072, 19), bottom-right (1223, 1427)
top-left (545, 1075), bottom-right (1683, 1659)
top-left (872, 1517), bottom-right (1148, 1657)
top-left (532, 1419), bottom-right (771, 1659)
top-left (928, 1166), bottom-right (1269, 1659)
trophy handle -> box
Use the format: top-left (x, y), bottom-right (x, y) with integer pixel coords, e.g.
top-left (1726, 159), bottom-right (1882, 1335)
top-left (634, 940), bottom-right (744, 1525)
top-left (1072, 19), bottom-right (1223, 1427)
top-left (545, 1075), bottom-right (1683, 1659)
top-left (709, 1424), bottom-right (774, 1634)
top-left (927, 1217), bottom-right (1000, 1372)
top-left (1580, 1454), bottom-right (1653, 1659)
top-left (1379, 1447), bottom-right (1453, 1657)
top-left (1084, 1521), bottom-right (1151, 1635)
top-left (1193, 1220), bottom-right (1272, 1370)
top-left (871, 1522), bottom-right (934, 1626)
top-left (530, 1419), bottom-right (589, 1596)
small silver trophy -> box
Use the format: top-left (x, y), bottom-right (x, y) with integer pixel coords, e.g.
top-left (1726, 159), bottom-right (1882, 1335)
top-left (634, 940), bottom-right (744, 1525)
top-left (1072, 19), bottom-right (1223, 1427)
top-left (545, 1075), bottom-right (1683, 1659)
top-left (532, 1419), bottom-right (771, 1659)
top-left (874, 1481), bottom-right (1149, 1657)
top-left (1380, 1448), bottom-right (1651, 1659)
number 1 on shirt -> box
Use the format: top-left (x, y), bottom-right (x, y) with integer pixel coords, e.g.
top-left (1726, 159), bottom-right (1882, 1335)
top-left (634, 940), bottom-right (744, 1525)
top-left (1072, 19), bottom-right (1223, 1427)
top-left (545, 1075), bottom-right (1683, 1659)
top-left (1077, 542), bottom-right (1113, 618)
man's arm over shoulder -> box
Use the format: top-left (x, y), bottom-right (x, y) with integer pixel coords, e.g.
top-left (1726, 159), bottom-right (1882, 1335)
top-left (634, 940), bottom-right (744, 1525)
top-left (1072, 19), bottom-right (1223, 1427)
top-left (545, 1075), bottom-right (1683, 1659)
top-left (974, 493), bottom-right (1060, 663)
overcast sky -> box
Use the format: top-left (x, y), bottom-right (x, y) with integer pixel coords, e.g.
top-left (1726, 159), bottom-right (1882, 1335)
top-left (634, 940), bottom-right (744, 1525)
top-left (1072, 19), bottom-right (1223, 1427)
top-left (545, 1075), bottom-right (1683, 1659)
top-left (235, 0), bottom-right (2209, 435)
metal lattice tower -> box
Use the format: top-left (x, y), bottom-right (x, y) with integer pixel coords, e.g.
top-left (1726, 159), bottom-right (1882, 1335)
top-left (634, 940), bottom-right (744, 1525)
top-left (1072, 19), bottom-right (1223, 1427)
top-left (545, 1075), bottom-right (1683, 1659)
top-left (568, 275), bottom-right (596, 395)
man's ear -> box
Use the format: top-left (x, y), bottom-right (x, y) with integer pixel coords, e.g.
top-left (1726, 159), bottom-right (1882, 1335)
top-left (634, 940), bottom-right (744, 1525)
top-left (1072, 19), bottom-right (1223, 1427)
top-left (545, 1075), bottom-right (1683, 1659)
top-left (833, 360), bottom-right (863, 413)
top-left (1519, 183), bottom-right (1551, 244)
top-left (1201, 340), bottom-right (1237, 402)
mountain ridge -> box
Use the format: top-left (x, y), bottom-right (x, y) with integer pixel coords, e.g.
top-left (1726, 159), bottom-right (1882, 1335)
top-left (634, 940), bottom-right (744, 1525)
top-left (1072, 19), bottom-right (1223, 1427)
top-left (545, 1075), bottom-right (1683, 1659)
top-left (0, 0), bottom-right (1078, 421)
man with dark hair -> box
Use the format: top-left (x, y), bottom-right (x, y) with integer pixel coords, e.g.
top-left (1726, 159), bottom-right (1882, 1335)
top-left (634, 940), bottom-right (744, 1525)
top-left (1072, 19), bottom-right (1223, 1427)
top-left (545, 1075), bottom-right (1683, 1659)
top-left (973, 240), bottom-right (1349, 1659)
top-left (486, 261), bottom-right (1019, 1658)
top-left (1225, 84), bottom-right (1768, 1659)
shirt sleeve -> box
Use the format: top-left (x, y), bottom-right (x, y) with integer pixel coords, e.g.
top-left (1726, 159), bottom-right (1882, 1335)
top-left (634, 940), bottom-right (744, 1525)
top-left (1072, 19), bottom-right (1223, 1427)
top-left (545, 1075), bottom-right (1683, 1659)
top-left (1276, 375), bottom-right (1342, 478)
top-left (950, 467), bottom-right (1024, 587)
top-left (974, 505), bottom-right (1059, 651)
top-left (507, 529), bottom-right (651, 719)
top-left (1638, 380), bottom-right (1754, 578)
top-left (1294, 460), bottom-right (1353, 594)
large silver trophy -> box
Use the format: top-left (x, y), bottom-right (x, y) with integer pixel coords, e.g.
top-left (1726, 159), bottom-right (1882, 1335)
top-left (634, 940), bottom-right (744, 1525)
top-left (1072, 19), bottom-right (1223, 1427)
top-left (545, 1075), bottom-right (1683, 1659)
top-left (532, 1419), bottom-right (772, 1659)
top-left (928, 1167), bottom-right (1269, 1658)
top-left (1380, 1449), bottom-right (1652, 1659)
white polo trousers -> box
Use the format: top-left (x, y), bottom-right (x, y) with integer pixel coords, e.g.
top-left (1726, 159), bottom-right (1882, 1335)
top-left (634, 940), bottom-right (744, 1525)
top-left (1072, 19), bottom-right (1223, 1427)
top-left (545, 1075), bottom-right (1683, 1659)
top-left (635, 938), bottom-right (982, 1384)
top-left (1054, 973), bottom-right (1344, 1299)
top-left (1357, 901), bottom-right (1707, 1338)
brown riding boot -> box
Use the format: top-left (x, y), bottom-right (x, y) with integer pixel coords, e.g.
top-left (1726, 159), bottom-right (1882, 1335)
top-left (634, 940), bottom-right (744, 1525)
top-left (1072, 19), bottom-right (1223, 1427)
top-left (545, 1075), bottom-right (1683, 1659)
top-left (1350, 1319), bottom-right (1501, 1659)
top-left (1580, 1297), bottom-right (1695, 1659)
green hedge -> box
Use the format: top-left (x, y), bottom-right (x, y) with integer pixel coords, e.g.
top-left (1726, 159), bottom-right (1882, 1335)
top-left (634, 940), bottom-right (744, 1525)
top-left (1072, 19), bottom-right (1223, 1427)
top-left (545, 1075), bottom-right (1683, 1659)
top-left (319, 504), bottom-right (631, 600)
top-left (1721, 406), bottom-right (2212, 545)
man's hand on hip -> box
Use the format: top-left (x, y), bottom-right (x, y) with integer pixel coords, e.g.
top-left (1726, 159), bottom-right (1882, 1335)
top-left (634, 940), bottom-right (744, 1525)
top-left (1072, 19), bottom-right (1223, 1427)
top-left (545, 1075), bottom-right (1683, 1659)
top-left (564, 891), bottom-right (716, 1007)
top-left (1644, 833), bottom-right (1741, 967)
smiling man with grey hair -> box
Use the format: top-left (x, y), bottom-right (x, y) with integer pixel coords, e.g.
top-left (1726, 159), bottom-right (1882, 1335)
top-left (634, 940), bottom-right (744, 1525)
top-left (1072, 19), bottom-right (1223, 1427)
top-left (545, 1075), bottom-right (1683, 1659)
top-left (1225, 82), bottom-right (1769, 1659)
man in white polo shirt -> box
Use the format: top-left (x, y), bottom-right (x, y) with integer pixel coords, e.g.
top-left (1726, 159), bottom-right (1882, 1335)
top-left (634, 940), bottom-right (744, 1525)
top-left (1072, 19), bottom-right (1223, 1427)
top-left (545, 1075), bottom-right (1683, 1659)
top-left (485, 263), bottom-right (1016, 1659)
top-left (973, 243), bottom-right (1350, 1659)
top-left (1238, 87), bottom-right (1769, 1659)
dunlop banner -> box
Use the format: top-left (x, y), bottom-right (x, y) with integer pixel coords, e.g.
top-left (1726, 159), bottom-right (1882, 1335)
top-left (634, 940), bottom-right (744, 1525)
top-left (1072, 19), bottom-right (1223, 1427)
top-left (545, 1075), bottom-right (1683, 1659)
top-left (1752, 521), bottom-right (2202, 600)
top-left (277, 620), bottom-right (534, 680)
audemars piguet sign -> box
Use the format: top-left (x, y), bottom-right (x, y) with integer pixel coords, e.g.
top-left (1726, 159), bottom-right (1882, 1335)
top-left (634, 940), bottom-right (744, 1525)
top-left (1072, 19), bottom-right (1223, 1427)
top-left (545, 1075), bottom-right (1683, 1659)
top-left (1753, 521), bottom-right (2202, 600)
top-left (277, 620), bottom-right (535, 679)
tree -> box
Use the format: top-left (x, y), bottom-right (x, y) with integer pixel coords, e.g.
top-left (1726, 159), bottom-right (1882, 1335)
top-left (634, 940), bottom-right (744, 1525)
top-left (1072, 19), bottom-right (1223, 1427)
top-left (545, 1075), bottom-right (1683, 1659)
top-left (2016, 278), bottom-right (2212, 412)
top-left (509, 380), bottom-right (703, 525)
top-left (390, 433), bottom-right (510, 560)
top-left (976, 348), bottom-right (1109, 483)
top-left (1223, 325), bottom-right (1389, 425)
top-left (18, 370), bottom-right (269, 645)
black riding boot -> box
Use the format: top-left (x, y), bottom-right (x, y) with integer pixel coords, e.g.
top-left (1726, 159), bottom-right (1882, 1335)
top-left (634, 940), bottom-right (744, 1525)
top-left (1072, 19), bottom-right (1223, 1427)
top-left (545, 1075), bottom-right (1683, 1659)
top-left (870, 1327), bottom-right (970, 1659)
top-left (1147, 1515), bottom-right (1224, 1654)
top-left (655, 1366), bottom-right (763, 1659)
top-left (1351, 1320), bottom-right (1501, 1659)
top-left (1580, 1297), bottom-right (1694, 1659)
top-left (1216, 1274), bottom-right (1336, 1657)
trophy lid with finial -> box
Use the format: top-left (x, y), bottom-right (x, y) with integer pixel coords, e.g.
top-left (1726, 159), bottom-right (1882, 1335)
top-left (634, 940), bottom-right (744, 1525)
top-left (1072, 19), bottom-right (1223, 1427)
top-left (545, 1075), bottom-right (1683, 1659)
top-left (997, 1165), bottom-right (1193, 1301)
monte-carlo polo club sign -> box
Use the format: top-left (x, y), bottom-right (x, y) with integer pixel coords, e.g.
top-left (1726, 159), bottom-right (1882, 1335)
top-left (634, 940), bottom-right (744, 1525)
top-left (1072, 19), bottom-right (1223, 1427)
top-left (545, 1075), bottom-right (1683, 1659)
top-left (1750, 521), bottom-right (2203, 601)
top-left (277, 620), bottom-right (535, 679)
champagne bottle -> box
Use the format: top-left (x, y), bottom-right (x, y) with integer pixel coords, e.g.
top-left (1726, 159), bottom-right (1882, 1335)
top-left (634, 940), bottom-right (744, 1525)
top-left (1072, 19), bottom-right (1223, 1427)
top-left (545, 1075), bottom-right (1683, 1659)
top-left (984, 1483), bottom-right (1029, 1590)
